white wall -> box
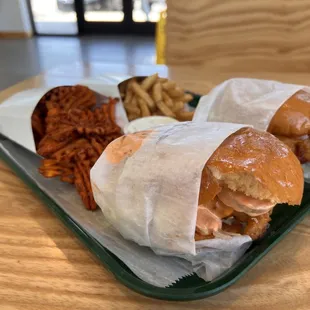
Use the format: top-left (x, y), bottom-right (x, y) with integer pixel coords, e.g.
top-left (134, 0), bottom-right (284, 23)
top-left (0, 0), bottom-right (32, 32)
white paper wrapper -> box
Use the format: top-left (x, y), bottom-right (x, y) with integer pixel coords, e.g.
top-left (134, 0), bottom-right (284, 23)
top-left (193, 78), bottom-right (310, 181)
top-left (189, 236), bottom-right (251, 281)
top-left (0, 77), bottom-right (130, 154)
top-left (0, 87), bottom-right (53, 153)
top-left (0, 137), bottom-right (193, 287)
top-left (193, 78), bottom-right (307, 131)
top-left (91, 122), bottom-right (252, 281)
top-left (0, 136), bottom-right (251, 286)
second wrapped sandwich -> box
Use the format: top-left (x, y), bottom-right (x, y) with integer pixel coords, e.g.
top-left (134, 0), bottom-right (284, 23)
top-left (90, 122), bottom-right (303, 258)
top-left (193, 78), bottom-right (310, 164)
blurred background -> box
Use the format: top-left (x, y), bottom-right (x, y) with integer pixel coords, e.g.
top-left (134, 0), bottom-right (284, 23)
top-left (1, 0), bottom-right (310, 91)
top-left (0, 0), bottom-right (166, 90)
top-left (29, 0), bottom-right (166, 34)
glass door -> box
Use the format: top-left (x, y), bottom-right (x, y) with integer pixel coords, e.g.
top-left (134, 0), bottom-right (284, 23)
top-left (132, 0), bottom-right (166, 23)
top-left (83, 0), bottom-right (124, 22)
top-left (76, 0), bottom-right (165, 35)
top-left (28, 0), bottom-right (78, 35)
top-left (27, 0), bottom-right (165, 35)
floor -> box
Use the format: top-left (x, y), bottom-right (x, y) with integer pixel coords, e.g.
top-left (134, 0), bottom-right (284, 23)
top-left (0, 35), bottom-right (155, 91)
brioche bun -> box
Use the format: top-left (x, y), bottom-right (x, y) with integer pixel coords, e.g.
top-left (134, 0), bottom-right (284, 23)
top-left (206, 127), bottom-right (304, 206)
top-left (268, 90), bottom-right (310, 137)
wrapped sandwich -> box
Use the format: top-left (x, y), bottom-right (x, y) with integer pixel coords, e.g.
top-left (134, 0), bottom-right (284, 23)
top-left (193, 78), bottom-right (310, 164)
top-left (268, 90), bottom-right (310, 163)
top-left (196, 126), bottom-right (303, 241)
top-left (91, 122), bottom-right (303, 258)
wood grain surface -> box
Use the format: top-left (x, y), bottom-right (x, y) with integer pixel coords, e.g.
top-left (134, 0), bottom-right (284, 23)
top-left (166, 0), bottom-right (310, 72)
top-left (0, 32), bottom-right (32, 39)
top-left (1, 63), bottom-right (310, 309)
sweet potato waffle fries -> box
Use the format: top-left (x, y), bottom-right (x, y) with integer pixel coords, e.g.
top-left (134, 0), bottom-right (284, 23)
top-left (31, 85), bottom-right (122, 210)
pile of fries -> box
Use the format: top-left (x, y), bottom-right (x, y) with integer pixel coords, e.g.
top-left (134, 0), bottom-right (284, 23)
top-left (32, 85), bottom-right (122, 210)
top-left (121, 74), bottom-right (194, 121)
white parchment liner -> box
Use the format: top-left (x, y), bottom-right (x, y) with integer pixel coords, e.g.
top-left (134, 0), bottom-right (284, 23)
top-left (0, 79), bottom-right (129, 154)
top-left (193, 78), bottom-right (310, 181)
top-left (91, 122), bottom-right (252, 281)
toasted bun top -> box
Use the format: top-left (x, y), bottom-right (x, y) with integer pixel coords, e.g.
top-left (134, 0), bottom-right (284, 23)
top-left (206, 127), bottom-right (304, 205)
top-left (268, 90), bottom-right (310, 137)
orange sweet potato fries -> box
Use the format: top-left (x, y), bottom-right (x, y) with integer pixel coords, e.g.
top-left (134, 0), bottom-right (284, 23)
top-left (32, 85), bottom-right (122, 210)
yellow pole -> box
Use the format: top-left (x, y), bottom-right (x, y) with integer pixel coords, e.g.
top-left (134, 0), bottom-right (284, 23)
top-left (156, 10), bottom-right (167, 65)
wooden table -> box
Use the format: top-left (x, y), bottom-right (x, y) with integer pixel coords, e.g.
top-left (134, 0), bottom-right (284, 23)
top-left (1, 63), bottom-right (310, 310)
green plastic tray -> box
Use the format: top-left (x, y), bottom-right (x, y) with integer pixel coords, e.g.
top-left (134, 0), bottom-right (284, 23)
top-left (186, 90), bottom-right (202, 109)
top-left (1, 141), bottom-right (310, 301)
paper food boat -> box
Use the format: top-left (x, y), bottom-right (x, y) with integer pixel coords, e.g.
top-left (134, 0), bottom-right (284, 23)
top-left (0, 75), bottom-right (151, 154)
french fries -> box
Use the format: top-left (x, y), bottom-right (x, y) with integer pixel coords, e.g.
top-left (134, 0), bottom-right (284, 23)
top-left (137, 97), bottom-right (151, 117)
top-left (131, 80), bottom-right (155, 111)
top-left (171, 101), bottom-right (184, 113)
top-left (162, 80), bottom-right (176, 91)
top-left (141, 73), bottom-right (158, 91)
top-left (176, 110), bottom-right (195, 121)
top-left (121, 74), bottom-right (195, 122)
top-left (156, 100), bottom-right (176, 118)
top-left (162, 92), bottom-right (173, 108)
